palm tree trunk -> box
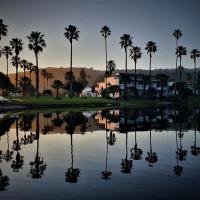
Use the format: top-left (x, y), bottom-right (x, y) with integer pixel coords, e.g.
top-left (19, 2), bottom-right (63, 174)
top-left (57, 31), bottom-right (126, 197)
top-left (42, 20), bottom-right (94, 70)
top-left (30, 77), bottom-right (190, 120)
top-left (105, 37), bottom-right (108, 90)
top-left (124, 47), bottom-right (127, 99)
top-left (194, 59), bottom-right (197, 96)
top-left (6, 56), bottom-right (9, 77)
top-left (23, 67), bottom-right (25, 96)
top-left (69, 40), bottom-right (73, 97)
top-left (56, 88), bottom-right (59, 98)
top-left (70, 134), bottom-right (73, 169)
top-left (134, 60), bottom-right (137, 97)
top-left (16, 56), bottom-right (18, 92)
top-left (47, 78), bottom-right (48, 90)
top-left (149, 53), bottom-right (152, 90)
top-left (179, 56), bottom-right (182, 82)
top-left (43, 77), bottom-right (45, 91)
top-left (35, 53), bottom-right (39, 97)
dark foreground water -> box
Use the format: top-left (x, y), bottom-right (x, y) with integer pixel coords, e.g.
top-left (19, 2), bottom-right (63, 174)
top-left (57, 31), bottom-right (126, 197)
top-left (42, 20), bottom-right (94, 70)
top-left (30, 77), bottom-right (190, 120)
top-left (0, 106), bottom-right (200, 200)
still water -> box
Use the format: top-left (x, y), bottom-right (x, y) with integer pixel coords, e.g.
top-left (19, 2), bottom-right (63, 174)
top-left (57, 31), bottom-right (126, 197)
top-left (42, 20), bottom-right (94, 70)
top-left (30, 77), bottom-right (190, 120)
top-left (0, 106), bottom-right (200, 200)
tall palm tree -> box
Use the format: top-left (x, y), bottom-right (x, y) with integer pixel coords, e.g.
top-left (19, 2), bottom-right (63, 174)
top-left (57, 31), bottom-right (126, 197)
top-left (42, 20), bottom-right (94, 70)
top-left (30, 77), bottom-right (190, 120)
top-left (64, 25), bottom-right (80, 97)
top-left (100, 25), bottom-right (111, 89)
top-left (27, 31), bottom-right (47, 97)
top-left (173, 30), bottom-right (182, 70)
top-left (0, 19), bottom-right (8, 41)
top-left (176, 46), bottom-right (187, 82)
top-left (190, 49), bottom-right (200, 96)
top-left (10, 38), bottom-right (23, 91)
top-left (120, 34), bottom-right (133, 98)
top-left (145, 41), bottom-right (157, 91)
top-left (106, 60), bottom-right (116, 77)
top-left (129, 46), bottom-right (142, 91)
top-left (0, 46), bottom-right (12, 76)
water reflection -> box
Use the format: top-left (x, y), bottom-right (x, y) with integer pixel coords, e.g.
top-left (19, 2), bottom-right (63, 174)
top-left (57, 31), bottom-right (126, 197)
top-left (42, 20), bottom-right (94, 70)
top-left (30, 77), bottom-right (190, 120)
top-left (0, 106), bottom-right (200, 195)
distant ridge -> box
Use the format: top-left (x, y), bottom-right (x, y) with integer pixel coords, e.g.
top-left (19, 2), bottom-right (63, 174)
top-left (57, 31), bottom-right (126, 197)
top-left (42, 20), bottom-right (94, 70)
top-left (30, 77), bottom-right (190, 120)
top-left (8, 67), bottom-right (199, 93)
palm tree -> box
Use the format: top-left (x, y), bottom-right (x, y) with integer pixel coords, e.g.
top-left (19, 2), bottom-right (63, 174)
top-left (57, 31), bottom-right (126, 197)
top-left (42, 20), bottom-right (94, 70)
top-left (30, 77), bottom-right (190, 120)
top-left (0, 19), bottom-right (8, 41)
top-left (100, 25), bottom-right (111, 89)
top-left (145, 41), bottom-right (157, 91)
top-left (64, 25), bottom-right (80, 97)
top-left (46, 72), bottom-right (53, 90)
top-left (129, 46), bottom-right (142, 92)
top-left (41, 69), bottom-right (47, 91)
top-left (0, 46), bottom-right (12, 76)
top-left (27, 31), bottom-right (47, 97)
top-left (28, 62), bottom-right (34, 80)
top-left (10, 38), bottom-right (23, 90)
top-left (191, 49), bottom-right (200, 96)
top-left (176, 46), bottom-right (187, 82)
top-left (173, 30), bottom-right (183, 70)
top-left (52, 80), bottom-right (63, 98)
top-left (120, 34), bottom-right (133, 99)
top-left (106, 60), bottom-right (116, 77)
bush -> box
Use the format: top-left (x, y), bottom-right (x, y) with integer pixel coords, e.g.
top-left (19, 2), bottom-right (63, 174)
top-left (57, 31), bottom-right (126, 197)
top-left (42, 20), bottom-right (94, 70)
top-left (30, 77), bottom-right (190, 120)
top-left (43, 89), bottom-right (53, 96)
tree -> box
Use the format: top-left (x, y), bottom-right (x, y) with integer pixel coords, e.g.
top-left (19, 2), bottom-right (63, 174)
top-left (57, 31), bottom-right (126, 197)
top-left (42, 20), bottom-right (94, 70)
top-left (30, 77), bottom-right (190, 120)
top-left (79, 68), bottom-right (88, 88)
top-left (64, 25), bottom-right (80, 97)
top-left (176, 46), bottom-right (187, 82)
top-left (107, 85), bottom-right (120, 98)
top-left (10, 38), bottom-right (23, 91)
top-left (46, 72), bottom-right (53, 90)
top-left (129, 46), bottom-right (142, 92)
top-left (0, 72), bottom-right (14, 95)
top-left (18, 76), bottom-right (34, 96)
top-left (120, 34), bottom-right (133, 99)
top-left (0, 46), bottom-right (12, 76)
top-left (100, 25), bottom-right (111, 89)
top-left (65, 80), bottom-right (84, 97)
top-left (27, 31), bottom-right (47, 97)
top-left (0, 19), bottom-right (8, 41)
top-left (20, 59), bottom-right (29, 96)
top-left (41, 69), bottom-right (47, 91)
top-left (156, 74), bottom-right (169, 98)
top-left (106, 60), bottom-right (116, 77)
top-left (28, 62), bottom-right (34, 81)
top-left (173, 30), bottom-right (182, 70)
top-left (145, 41), bottom-right (157, 91)
top-left (52, 80), bottom-right (64, 98)
top-left (191, 49), bottom-right (200, 96)
top-left (142, 74), bottom-right (149, 97)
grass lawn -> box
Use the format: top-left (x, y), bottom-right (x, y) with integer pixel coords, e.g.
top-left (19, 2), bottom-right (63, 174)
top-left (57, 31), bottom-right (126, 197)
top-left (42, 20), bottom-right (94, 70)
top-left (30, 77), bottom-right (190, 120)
top-left (7, 96), bottom-right (116, 107)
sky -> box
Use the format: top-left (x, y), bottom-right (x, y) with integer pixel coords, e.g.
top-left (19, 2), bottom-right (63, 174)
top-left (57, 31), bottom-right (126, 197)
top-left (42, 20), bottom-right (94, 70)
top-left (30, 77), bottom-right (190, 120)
top-left (0, 0), bottom-right (200, 74)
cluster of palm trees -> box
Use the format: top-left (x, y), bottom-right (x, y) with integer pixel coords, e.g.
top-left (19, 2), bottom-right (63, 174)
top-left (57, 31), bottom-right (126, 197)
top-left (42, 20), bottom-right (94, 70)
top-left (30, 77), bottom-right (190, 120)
top-left (0, 19), bottom-right (46, 97)
top-left (41, 69), bottom-right (53, 91)
top-left (1, 18), bottom-right (200, 98)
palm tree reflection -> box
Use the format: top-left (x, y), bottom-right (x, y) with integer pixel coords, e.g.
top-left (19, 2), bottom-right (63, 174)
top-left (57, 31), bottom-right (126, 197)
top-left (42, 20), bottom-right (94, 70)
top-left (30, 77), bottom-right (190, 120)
top-left (101, 118), bottom-right (112, 180)
top-left (145, 111), bottom-right (158, 167)
top-left (191, 110), bottom-right (200, 156)
top-left (11, 117), bottom-right (24, 172)
top-left (0, 169), bottom-right (9, 191)
top-left (29, 113), bottom-right (47, 179)
top-left (2, 132), bottom-right (13, 162)
top-left (130, 110), bottom-right (143, 160)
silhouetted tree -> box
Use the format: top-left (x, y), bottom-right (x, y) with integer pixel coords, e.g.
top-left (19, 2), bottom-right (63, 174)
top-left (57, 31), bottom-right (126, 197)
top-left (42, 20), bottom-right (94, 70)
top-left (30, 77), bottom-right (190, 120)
top-left (173, 30), bottom-right (183, 70)
top-left (10, 38), bottom-right (23, 91)
top-left (0, 46), bottom-right (12, 76)
top-left (0, 19), bottom-right (8, 41)
top-left (0, 169), bottom-right (9, 191)
top-left (64, 25), bottom-right (79, 97)
top-left (106, 60), bottom-right (116, 77)
top-left (79, 68), bottom-right (88, 88)
top-left (100, 25), bottom-right (111, 89)
top-left (120, 34), bottom-right (133, 99)
top-left (27, 31), bottom-right (47, 97)
top-left (145, 41), bottom-right (157, 91)
top-left (130, 46), bottom-right (142, 92)
top-left (191, 49), bottom-right (200, 96)
top-left (52, 80), bottom-right (64, 98)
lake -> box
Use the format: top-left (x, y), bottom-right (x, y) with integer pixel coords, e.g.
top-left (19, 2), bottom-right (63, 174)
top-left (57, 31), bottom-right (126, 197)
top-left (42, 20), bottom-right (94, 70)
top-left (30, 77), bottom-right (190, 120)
top-left (0, 106), bottom-right (200, 200)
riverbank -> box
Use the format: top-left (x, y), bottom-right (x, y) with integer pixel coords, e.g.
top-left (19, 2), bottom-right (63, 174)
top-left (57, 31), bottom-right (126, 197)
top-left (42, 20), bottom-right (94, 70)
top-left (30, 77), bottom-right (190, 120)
top-left (1, 96), bottom-right (200, 112)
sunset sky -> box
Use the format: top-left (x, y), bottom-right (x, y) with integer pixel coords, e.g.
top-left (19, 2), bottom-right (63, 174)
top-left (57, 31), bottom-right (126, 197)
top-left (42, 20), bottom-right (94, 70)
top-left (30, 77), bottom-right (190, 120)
top-left (0, 0), bottom-right (200, 74)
